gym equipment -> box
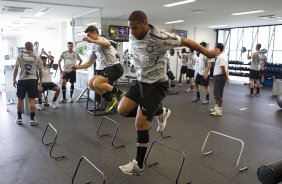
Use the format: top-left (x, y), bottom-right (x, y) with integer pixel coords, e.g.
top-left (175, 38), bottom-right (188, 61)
top-left (85, 88), bottom-right (116, 116)
top-left (72, 156), bottom-right (106, 184)
top-left (169, 48), bottom-right (175, 56)
top-left (241, 47), bottom-right (247, 53)
top-left (257, 160), bottom-right (282, 184)
top-left (202, 131), bottom-right (248, 172)
top-left (277, 94), bottom-right (282, 108)
top-left (41, 123), bottom-right (66, 159)
top-left (241, 46), bottom-right (268, 54)
top-left (144, 140), bottom-right (187, 184)
top-left (273, 79), bottom-right (282, 96)
top-left (97, 116), bottom-right (125, 148)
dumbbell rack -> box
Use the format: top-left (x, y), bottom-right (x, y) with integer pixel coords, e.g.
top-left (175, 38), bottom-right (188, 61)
top-left (228, 60), bottom-right (250, 78)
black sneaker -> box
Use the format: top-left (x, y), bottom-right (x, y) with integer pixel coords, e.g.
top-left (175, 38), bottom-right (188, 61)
top-left (116, 91), bottom-right (126, 101)
top-left (16, 118), bottom-right (22, 125)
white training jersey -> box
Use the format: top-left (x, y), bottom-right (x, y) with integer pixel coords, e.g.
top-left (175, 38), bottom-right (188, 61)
top-left (195, 53), bottom-right (208, 75)
top-left (60, 51), bottom-right (81, 72)
top-left (16, 50), bottom-right (42, 80)
top-left (92, 37), bottom-right (120, 70)
top-left (180, 53), bottom-right (188, 66)
top-left (42, 64), bottom-right (53, 83)
top-left (250, 51), bottom-right (260, 71)
top-left (187, 52), bottom-right (196, 70)
top-left (130, 24), bottom-right (181, 83)
top-left (213, 53), bottom-right (228, 76)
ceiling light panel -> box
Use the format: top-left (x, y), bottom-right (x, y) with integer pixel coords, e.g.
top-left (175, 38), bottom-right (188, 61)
top-left (232, 10), bottom-right (264, 16)
top-left (165, 20), bottom-right (184, 24)
top-left (209, 25), bottom-right (227, 28)
top-left (164, 0), bottom-right (196, 7)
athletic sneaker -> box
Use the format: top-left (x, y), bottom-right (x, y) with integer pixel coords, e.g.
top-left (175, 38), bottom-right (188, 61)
top-left (52, 102), bottom-right (57, 109)
top-left (192, 98), bottom-right (201, 102)
top-left (210, 110), bottom-right (223, 116)
top-left (105, 98), bottom-right (118, 113)
top-left (119, 159), bottom-right (143, 175)
top-left (209, 106), bottom-right (218, 113)
top-left (16, 118), bottom-right (22, 125)
top-left (246, 94), bottom-right (254, 97)
top-left (202, 100), bottom-right (209, 105)
top-left (68, 98), bottom-right (73, 103)
top-left (255, 93), bottom-right (260, 97)
top-left (30, 119), bottom-right (38, 126)
top-left (37, 104), bottom-right (43, 111)
top-left (156, 108), bottom-right (171, 132)
top-left (58, 99), bottom-right (67, 103)
top-left (116, 91), bottom-right (126, 101)
top-left (186, 88), bottom-right (194, 92)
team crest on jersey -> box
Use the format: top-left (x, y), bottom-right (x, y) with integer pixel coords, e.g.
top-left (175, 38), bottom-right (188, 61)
top-left (149, 37), bottom-right (157, 43)
top-left (146, 44), bottom-right (154, 54)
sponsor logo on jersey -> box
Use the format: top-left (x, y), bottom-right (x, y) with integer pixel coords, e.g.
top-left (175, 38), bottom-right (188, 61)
top-left (163, 41), bottom-right (179, 47)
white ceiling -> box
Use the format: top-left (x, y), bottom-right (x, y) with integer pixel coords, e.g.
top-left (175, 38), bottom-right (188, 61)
top-left (1, 0), bottom-right (282, 37)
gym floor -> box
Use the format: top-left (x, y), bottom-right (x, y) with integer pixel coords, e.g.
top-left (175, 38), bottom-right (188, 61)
top-left (0, 81), bottom-right (281, 184)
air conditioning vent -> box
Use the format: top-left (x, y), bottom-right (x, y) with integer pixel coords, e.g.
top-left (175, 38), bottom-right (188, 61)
top-left (2, 6), bottom-right (32, 13)
top-left (259, 15), bottom-right (280, 19)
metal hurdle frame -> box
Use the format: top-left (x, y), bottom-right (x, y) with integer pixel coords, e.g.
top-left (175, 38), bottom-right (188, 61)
top-left (41, 123), bottom-right (66, 159)
top-left (144, 140), bottom-right (186, 184)
top-left (72, 156), bottom-right (106, 184)
top-left (96, 116), bottom-right (125, 149)
top-left (201, 131), bottom-right (248, 172)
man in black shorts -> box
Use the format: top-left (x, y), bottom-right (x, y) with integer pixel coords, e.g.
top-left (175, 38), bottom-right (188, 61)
top-left (13, 42), bottom-right (43, 126)
top-left (209, 43), bottom-right (228, 116)
top-left (118, 10), bottom-right (217, 175)
top-left (58, 42), bottom-right (82, 103)
top-left (186, 49), bottom-right (196, 92)
top-left (247, 43), bottom-right (261, 97)
top-left (38, 50), bottom-right (60, 110)
top-left (72, 25), bottom-right (124, 112)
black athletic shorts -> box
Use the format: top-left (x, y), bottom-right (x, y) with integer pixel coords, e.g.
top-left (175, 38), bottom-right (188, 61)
top-left (42, 82), bottom-right (58, 91)
top-left (180, 65), bottom-right (188, 75)
top-left (195, 73), bottom-right (210, 86)
top-left (213, 74), bottom-right (225, 99)
top-left (249, 69), bottom-right (260, 80)
top-left (100, 63), bottom-right (124, 84)
top-left (187, 68), bottom-right (195, 78)
top-left (17, 79), bottom-right (38, 99)
top-left (125, 80), bottom-right (169, 122)
top-left (62, 71), bottom-right (76, 83)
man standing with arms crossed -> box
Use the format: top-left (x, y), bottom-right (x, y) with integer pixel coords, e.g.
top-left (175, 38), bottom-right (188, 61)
top-left (58, 42), bottom-right (82, 103)
top-left (13, 42), bottom-right (43, 126)
top-left (118, 10), bottom-right (217, 175)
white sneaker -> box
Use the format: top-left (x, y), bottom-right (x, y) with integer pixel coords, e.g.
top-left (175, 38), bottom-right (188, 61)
top-left (210, 110), bottom-right (223, 116)
top-left (16, 118), bottom-right (22, 125)
top-left (37, 104), bottom-right (43, 111)
top-left (119, 159), bottom-right (143, 175)
top-left (58, 99), bottom-right (67, 103)
top-left (68, 98), bottom-right (73, 103)
top-left (209, 106), bottom-right (218, 113)
top-left (186, 88), bottom-right (194, 92)
top-left (202, 100), bottom-right (209, 105)
top-left (156, 108), bottom-right (171, 132)
top-left (52, 102), bottom-right (57, 109)
top-left (30, 119), bottom-right (38, 126)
